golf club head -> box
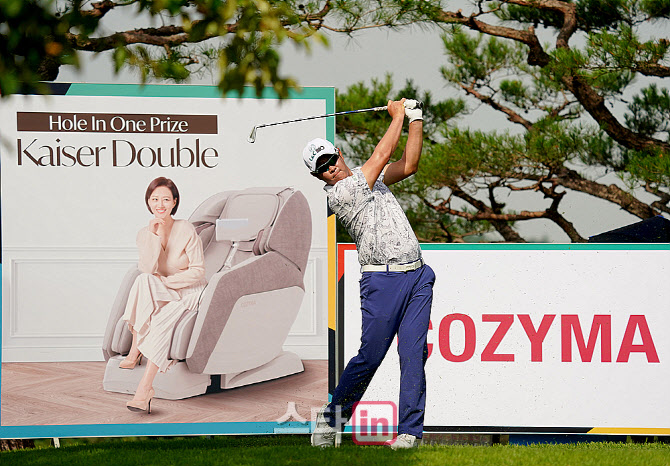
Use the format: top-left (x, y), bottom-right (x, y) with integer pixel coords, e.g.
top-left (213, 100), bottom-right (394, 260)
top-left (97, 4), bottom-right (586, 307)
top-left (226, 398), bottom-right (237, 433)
top-left (247, 126), bottom-right (258, 143)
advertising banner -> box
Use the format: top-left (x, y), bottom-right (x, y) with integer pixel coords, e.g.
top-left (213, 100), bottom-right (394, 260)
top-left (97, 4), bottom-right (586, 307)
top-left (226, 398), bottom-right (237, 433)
top-left (339, 244), bottom-right (670, 435)
top-left (1, 84), bottom-right (334, 438)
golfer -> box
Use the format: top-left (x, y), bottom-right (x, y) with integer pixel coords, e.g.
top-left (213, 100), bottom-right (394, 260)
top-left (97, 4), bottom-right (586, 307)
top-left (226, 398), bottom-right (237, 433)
top-left (304, 99), bottom-right (435, 449)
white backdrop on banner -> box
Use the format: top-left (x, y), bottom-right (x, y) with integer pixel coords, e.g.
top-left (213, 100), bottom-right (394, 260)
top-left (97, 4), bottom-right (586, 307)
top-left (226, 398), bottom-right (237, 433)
top-left (0, 84), bottom-right (333, 438)
top-left (342, 244), bottom-right (670, 434)
top-left (1, 85), bottom-right (332, 363)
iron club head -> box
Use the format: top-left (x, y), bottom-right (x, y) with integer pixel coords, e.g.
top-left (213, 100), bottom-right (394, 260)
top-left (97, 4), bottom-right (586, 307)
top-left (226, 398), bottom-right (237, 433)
top-left (247, 126), bottom-right (258, 143)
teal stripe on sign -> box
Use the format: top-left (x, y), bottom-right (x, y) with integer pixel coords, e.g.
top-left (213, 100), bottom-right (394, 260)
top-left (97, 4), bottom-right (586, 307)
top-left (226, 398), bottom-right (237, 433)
top-left (66, 83), bottom-right (220, 98)
top-left (65, 83), bottom-right (334, 101)
top-left (0, 422), bottom-right (311, 439)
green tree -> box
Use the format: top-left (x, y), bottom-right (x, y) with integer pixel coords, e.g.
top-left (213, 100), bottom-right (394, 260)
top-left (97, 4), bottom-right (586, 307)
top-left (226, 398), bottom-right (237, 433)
top-left (3, 0), bottom-right (668, 241)
top-left (0, 0), bottom-right (439, 98)
top-left (335, 0), bottom-right (669, 242)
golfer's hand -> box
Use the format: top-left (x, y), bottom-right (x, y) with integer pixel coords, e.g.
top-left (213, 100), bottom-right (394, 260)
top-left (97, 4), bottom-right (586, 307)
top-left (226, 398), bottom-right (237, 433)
top-left (387, 99), bottom-right (406, 120)
top-left (404, 99), bottom-right (423, 123)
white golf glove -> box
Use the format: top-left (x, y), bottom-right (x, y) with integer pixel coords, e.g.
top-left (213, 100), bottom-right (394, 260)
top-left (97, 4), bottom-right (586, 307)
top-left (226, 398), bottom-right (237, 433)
top-left (404, 99), bottom-right (423, 123)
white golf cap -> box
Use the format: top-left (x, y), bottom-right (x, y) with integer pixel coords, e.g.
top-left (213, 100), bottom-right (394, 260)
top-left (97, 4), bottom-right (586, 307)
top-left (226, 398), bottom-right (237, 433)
top-left (302, 138), bottom-right (336, 172)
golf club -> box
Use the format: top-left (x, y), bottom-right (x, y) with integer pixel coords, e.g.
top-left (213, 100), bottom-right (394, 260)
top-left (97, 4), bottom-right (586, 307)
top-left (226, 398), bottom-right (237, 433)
top-left (247, 100), bottom-right (423, 143)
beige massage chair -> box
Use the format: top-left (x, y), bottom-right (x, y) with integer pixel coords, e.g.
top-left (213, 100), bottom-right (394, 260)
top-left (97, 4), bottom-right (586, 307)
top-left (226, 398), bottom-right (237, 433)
top-left (102, 187), bottom-right (312, 399)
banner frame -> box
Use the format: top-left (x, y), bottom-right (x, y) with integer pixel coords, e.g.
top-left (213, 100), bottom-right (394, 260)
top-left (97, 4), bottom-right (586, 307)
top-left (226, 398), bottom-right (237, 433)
top-left (0, 82), bottom-right (336, 439)
top-left (336, 242), bottom-right (670, 436)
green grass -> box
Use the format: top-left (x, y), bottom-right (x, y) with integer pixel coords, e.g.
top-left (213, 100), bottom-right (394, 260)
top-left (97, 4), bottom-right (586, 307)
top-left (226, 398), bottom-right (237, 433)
top-left (2, 436), bottom-right (670, 466)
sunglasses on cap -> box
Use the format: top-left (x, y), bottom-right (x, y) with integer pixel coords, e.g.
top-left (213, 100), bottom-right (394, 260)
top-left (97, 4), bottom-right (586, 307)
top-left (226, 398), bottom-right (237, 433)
top-left (312, 151), bottom-right (340, 175)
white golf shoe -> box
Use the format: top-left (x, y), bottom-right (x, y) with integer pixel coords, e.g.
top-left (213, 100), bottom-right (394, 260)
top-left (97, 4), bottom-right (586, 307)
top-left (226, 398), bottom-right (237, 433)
top-left (385, 433), bottom-right (418, 449)
top-left (311, 403), bottom-right (339, 447)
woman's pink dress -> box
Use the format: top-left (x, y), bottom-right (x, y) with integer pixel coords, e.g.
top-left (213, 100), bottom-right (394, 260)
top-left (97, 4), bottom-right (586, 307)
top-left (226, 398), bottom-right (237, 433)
top-left (122, 219), bottom-right (207, 372)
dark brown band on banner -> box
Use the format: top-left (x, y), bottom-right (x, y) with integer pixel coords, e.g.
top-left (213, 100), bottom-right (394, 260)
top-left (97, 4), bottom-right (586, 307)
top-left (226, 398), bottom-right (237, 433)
top-left (17, 112), bottom-right (218, 134)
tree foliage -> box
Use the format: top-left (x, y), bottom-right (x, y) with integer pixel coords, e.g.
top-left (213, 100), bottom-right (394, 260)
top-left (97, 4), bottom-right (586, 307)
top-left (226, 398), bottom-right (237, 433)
top-left (335, 0), bottom-right (670, 242)
top-left (2, 0), bottom-right (669, 241)
top-left (0, 0), bottom-right (441, 98)
top-left (1, 0), bottom-right (312, 97)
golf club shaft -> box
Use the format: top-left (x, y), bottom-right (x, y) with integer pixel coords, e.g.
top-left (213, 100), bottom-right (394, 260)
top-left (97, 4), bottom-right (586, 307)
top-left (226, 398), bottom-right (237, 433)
top-left (247, 100), bottom-right (423, 143)
top-left (256, 106), bottom-right (388, 131)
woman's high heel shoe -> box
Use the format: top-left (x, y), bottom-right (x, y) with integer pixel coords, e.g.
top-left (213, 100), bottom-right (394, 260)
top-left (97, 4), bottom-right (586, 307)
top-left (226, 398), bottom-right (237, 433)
top-left (119, 353), bottom-right (142, 369)
top-left (126, 388), bottom-right (155, 414)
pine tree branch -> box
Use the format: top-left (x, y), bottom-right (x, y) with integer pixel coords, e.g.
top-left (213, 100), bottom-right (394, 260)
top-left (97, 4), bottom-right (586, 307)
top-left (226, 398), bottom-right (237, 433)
top-left (545, 208), bottom-right (587, 241)
top-left (645, 184), bottom-right (670, 214)
top-left (67, 2), bottom-right (332, 52)
top-left (429, 203), bottom-right (546, 222)
top-left (460, 82), bottom-right (535, 130)
top-left (66, 22), bottom-right (220, 51)
top-left (425, 187), bottom-right (527, 242)
top-left (436, 1), bottom-right (670, 154)
top-left (562, 73), bottom-right (670, 152)
top-left (634, 62), bottom-right (670, 78)
top-left (435, 9), bottom-right (551, 66)
top-left (500, 0), bottom-right (578, 50)
top-left (537, 181), bottom-right (587, 242)
top-left (82, 0), bottom-right (122, 18)
top-left (523, 167), bottom-right (660, 218)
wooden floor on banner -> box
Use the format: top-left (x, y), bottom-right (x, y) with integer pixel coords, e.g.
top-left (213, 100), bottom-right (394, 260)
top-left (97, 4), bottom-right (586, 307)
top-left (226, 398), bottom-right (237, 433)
top-left (1, 360), bottom-right (327, 426)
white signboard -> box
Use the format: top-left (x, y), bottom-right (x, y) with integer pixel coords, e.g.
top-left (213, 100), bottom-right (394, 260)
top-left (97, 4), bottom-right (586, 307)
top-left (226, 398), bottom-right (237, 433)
top-left (1, 84), bottom-right (333, 438)
top-left (341, 244), bottom-right (670, 435)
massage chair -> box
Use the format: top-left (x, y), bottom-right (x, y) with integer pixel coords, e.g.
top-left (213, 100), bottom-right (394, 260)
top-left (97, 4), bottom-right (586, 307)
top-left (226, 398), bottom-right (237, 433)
top-left (101, 186), bottom-right (312, 399)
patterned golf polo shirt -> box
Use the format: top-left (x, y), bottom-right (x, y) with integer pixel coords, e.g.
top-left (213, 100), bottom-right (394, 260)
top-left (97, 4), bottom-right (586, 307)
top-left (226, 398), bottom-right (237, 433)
top-left (325, 167), bottom-right (422, 266)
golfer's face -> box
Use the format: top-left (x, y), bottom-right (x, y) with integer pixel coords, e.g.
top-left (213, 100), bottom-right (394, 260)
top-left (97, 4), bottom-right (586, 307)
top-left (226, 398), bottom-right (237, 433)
top-left (321, 152), bottom-right (348, 185)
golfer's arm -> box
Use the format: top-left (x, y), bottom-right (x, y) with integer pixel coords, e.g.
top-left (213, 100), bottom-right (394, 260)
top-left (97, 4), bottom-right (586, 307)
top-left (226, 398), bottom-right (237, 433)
top-left (383, 120), bottom-right (423, 186)
top-left (361, 114), bottom-right (405, 190)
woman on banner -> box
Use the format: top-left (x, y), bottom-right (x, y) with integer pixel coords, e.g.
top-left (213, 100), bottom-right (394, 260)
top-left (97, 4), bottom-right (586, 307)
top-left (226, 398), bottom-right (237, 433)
top-left (120, 177), bottom-right (207, 413)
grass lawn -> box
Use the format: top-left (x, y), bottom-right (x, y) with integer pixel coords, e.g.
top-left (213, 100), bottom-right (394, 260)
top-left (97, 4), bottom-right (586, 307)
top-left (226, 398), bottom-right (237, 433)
top-left (2, 435), bottom-right (670, 466)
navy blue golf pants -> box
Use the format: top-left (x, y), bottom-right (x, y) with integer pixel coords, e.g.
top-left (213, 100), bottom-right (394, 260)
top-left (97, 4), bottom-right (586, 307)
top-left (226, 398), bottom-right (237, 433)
top-left (326, 264), bottom-right (435, 438)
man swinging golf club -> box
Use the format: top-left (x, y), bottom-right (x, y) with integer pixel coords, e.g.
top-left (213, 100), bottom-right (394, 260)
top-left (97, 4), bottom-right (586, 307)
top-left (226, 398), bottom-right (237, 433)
top-left (303, 99), bottom-right (435, 449)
